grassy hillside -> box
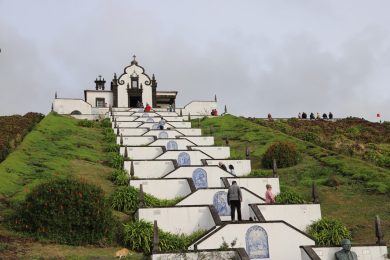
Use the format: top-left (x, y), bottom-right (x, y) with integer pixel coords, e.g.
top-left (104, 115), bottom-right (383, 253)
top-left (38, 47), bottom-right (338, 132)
top-left (0, 113), bottom-right (44, 162)
top-left (195, 115), bottom-right (390, 244)
top-left (0, 113), bottom-right (143, 259)
top-left (257, 117), bottom-right (390, 169)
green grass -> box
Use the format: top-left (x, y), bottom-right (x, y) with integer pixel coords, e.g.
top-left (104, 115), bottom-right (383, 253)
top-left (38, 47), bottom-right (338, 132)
top-left (0, 113), bottom-right (114, 205)
top-left (194, 115), bottom-right (390, 244)
top-left (0, 113), bottom-right (143, 259)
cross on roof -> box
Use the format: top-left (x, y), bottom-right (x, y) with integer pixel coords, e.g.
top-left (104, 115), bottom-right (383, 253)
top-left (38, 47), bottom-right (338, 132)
top-left (133, 55), bottom-right (136, 60)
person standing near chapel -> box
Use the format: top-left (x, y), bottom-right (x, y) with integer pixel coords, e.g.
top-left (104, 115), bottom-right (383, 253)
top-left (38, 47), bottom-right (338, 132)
top-left (265, 184), bottom-right (275, 204)
top-left (227, 181), bottom-right (242, 221)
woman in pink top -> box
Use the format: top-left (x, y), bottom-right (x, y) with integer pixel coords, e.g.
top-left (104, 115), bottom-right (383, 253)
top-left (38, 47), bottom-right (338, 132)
top-left (265, 184), bottom-right (275, 204)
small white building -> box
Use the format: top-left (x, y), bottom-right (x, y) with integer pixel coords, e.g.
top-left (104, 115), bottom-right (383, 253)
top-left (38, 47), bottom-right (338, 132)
top-left (53, 56), bottom-right (218, 117)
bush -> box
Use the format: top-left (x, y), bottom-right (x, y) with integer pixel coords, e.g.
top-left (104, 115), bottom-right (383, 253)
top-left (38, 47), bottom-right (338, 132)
top-left (77, 119), bottom-right (95, 128)
top-left (109, 169), bottom-right (129, 186)
top-left (108, 152), bottom-right (124, 169)
top-left (275, 190), bottom-right (306, 204)
top-left (307, 218), bottom-right (351, 246)
top-left (261, 141), bottom-right (299, 168)
top-left (12, 179), bottom-right (114, 245)
top-left (100, 118), bottom-right (112, 128)
top-left (122, 220), bottom-right (205, 254)
top-left (104, 143), bottom-right (120, 153)
top-left (102, 128), bottom-right (116, 143)
top-left (109, 186), bottom-right (181, 213)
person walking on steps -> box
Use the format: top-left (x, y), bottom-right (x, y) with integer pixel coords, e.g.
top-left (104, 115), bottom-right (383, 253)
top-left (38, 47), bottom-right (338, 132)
top-left (227, 181), bottom-right (242, 221)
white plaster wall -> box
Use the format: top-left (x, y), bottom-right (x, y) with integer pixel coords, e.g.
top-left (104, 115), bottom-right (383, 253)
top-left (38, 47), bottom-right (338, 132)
top-left (256, 204), bottom-right (321, 231)
top-left (132, 112), bottom-right (159, 117)
top-left (136, 117), bottom-right (184, 122)
top-left (149, 139), bottom-right (195, 150)
top-left (177, 189), bottom-right (264, 221)
top-left (180, 136), bottom-right (215, 146)
top-left (91, 107), bottom-right (110, 115)
top-left (112, 122), bottom-right (142, 128)
top-left (166, 122), bottom-right (192, 128)
top-left (117, 128), bottom-right (148, 136)
top-left (206, 160), bottom-right (252, 176)
top-left (130, 179), bottom-right (191, 200)
top-left (112, 111), bottom-right (135, 116)
top-left (112, 107), bottom-right (136, 112)
top-left (137, 206), bottom-right (216, 234)
top-left (152, 251), bottom-right (237, 260)
top-left (191, 146), bottom-right (230, 159)
top-left (313, 246), bottom-right (388, 260)
top-left (226, 178), bottom-right (280, 198)
top-left (111, 116), bottom-right (138, 122)
top-left (114, 121), bottom-right (142, 127)
top-left (176, 128), bottom-right (202, 136)
top-left (120, 146), bottom-right (164, 159)
top-left (165, 167), bottom-right (233, 187)
top-left (53, 99), bottom-right (92, 114)
top-left (157, 151), bottom-right (211, 165)
top-left (117, 63), bottom-right (153, 107)
top-left (156, 112), bottom-right (179, 117)
top-left (137, 122), bottom-right (161, 130)
top-left (116, 136), bottom-right (155, 146)
top-left (144, 130), bottom-right (184, 138)
top-left (85, 91), bottom-right (113, 107)
top-left (180, 101), bottom-right (218, 116)
top-left (124, 160), bottom-right (175, 178)
top-left (193, 222), bottom-right (315, 260)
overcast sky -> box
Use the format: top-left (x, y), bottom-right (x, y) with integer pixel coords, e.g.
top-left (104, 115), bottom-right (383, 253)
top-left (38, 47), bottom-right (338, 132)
top-left (0, 0), bottom-right (389, 121)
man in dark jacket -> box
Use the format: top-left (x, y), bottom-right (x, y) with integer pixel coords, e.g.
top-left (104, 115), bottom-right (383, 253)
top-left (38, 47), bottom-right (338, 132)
top-left (227, 181), bottom-right (242, 221)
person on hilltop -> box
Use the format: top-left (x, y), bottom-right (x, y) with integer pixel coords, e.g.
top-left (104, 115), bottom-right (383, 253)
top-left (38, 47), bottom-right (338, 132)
top-left (267, 113), bottom-right (273, 121)
top-left (310, 112), bottom-right (315, 120)
top-left (302, 112), bottom-right (307, 119)
top-left (329, 112), bottom-right (333, 120)
top-left (227, 181), bottom-right (242, 221)
top-left (144, 103), bottom-right (151, 112)
top-left (265, 184), bottom-right (275, 204)
top-left (316, 112), bottom-right (320, 119)
top-left (322, 113), bottom-right (328, 119)
top-left (298, 112), bottom-right (302, 119)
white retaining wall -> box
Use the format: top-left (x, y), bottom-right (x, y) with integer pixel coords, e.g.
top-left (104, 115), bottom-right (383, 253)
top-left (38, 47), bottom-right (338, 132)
top-left (192, 222), bottom-right (315, 260)
top-left (206, 160), bottom-right (252, 176)
top-left (117, 128), bottom-right (148, 136)
top-left (53, 99), bottom-right (92, 114)
top-left (166, 122), bottom-right (192, 128)
top-left (176, 128), bottom-right (202, 136)
top-left (116, 136), bottom-right (155, 146)
top-left (164, 167), bottom-right (233, 187)
top-left (191, 146), bottom-right (230, 159)
top-left (130, 179), bottom-right (192, 199)
top-left (149, 139), bottom-right (195, 150)
top-left (112, 122), bottom-right (142, 128)
top-left (157, 151), bottom-right (212, 166)
top-left (310, 245), bottom-right (388, 260)
top-left (180, 136), bottom-right (215, 146)
top-left (124, 160), bottom-right (175, 178)
top-left (253, 204), bottom-right (322, 232)
top-left (144, 130), bottom-right (184, 138)
top-left (137, 206), bottom-right (217, 234)
top-left (226, 177), bottom-right (280, 197)
top-left (120, 146), bottom-right (164, 159)
top-left (177, 189), bottom-right (264, 221)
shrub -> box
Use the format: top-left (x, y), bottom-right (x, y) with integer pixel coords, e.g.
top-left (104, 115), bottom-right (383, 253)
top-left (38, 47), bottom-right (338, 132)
top-left (108, 152), bottom-right (124, 169)
top-left (323, 175), bottom-right (342, 187)
top-left (109, 186), bottom-right (181, 213)
top-left (109, 169), bottom-right (129, 186)
top-left (307, 218), bottom-right (351, 246)
top-left (77, 119), bottom-right (95, 128)
top-left (12, 179), bottom-right (114, 245)
top-left (122, 220), bottom-right (205, 254)
top-left (104, 143), bottom-right (120, 153)
top-left (100, 118), bottom-right (112, 128)
top-left (261, 141), bottom-right (299, 168)
top-left (275, 190), bottom-right (306, 204)
top-left (102, 128), bottom-right (116, 143)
